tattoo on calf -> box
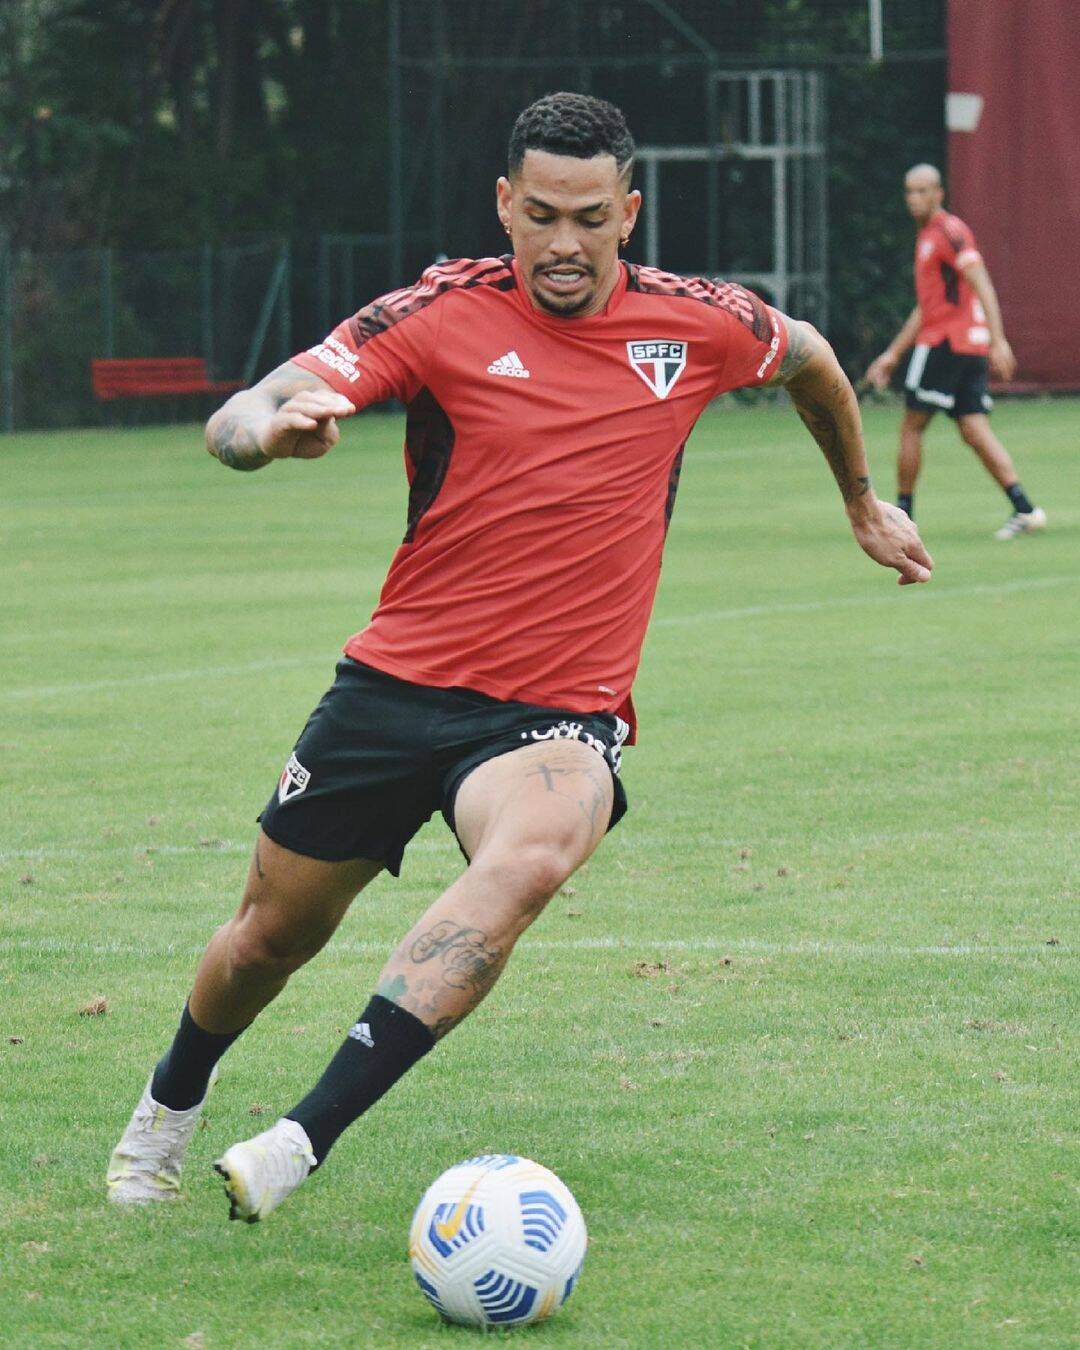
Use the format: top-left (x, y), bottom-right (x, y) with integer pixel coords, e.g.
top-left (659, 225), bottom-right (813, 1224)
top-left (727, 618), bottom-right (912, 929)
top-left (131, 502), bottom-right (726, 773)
top-left (409, 921), bottom-right (504, 998)
top-left (376, 972), bottom-right (408, 1003)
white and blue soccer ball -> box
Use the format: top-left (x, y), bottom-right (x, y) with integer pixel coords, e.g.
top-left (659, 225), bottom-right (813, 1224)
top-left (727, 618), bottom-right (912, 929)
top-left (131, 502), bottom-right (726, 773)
top-left (409, 1154), bottom-right (587, 1327)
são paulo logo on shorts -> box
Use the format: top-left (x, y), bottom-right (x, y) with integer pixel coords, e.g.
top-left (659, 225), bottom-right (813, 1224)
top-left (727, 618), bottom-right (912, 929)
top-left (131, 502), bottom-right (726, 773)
top-left (278, 752), bottom-right (311, 804)
top-left (626, 339), bottom-right (688, 400)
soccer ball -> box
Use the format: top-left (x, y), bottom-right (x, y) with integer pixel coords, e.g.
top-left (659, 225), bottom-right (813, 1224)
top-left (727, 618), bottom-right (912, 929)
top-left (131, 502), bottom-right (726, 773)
top-left (408, 1154), bottom-right (587, 1327)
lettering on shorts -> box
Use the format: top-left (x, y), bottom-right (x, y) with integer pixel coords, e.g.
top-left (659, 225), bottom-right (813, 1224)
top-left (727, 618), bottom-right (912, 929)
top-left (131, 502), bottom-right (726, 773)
top-left (519, 719), bottom-right (628, 775)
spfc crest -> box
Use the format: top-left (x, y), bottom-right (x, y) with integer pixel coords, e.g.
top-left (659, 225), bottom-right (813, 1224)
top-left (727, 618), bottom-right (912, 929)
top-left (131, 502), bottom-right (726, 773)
top-left (626, 339), bottom-right (688, 400)
top-left (278, 752), bottom-right (311, 804)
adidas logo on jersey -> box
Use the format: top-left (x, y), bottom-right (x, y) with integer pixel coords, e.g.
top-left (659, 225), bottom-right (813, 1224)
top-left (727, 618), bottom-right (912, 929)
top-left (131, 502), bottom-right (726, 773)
top-left (487, 350), bottom-right (530, 379)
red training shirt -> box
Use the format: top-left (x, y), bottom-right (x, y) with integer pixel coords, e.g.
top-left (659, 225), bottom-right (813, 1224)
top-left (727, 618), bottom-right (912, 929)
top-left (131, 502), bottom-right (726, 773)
top-left (293, 256), bottom-right (787, 738)
top-left (914, 209), bottom-right (990, 355)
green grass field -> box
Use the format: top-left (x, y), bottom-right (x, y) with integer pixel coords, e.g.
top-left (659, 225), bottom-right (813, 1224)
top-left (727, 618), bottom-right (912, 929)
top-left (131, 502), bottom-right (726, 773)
top-left (2, 398), bottom-right (1076, 1347)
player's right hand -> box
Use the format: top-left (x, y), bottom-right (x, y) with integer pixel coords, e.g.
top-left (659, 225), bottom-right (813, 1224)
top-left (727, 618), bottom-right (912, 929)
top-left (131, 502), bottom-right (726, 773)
top-left (849, 498), bottom-right (933, 586)
top-left (864, 353), bottom-right (897, 391)
top-left (258, 390), bottom-right (356, 460)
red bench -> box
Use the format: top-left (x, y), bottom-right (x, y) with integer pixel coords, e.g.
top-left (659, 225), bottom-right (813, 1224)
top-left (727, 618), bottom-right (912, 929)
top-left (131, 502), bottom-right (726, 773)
top-left (91, 357), bottom-right (243, 403)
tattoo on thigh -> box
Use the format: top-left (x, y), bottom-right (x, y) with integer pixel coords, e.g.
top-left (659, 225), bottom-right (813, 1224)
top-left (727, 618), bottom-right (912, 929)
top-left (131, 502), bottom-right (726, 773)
top-left (254, 839), bottom-right (266, 881)
top-left (409, 921), bottom-right (503, 997)
top-left (527, 757), bottom-right (611, 830)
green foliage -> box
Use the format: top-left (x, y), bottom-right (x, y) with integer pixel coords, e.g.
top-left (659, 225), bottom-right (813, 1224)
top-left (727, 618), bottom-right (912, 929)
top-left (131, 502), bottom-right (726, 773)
top-left (1, 399), bottom-right (1076, 1345)
top-left (1, 0), bottom-right (391, 249)
top-left (0, 2), bottom-right (944, 372)
top-left (826, 60), bottom-right (945, 369)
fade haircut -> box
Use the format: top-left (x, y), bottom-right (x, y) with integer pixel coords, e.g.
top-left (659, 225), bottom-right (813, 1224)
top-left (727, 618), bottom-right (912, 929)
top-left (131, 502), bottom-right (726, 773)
top-left (508, 92), bottom-right (635, 183)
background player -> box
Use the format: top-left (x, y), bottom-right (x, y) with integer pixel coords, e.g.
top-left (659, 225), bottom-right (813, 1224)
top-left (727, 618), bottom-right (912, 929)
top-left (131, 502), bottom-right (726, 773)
top-left (865, 163), bottom-right (1046, 538)
top-left (107, 93), bottom-right (931, 1222)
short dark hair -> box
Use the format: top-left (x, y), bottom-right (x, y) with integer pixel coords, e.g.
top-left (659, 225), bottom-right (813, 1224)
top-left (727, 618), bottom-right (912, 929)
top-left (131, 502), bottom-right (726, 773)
top-left (508, 92), bottom-right (635, 181)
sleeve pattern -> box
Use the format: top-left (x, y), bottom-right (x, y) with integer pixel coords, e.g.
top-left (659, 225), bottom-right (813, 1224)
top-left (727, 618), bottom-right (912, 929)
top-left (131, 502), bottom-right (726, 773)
top-left (348, 257), bottom-right (515, 350)
top-left (626, 264), bottom-right (775, 344)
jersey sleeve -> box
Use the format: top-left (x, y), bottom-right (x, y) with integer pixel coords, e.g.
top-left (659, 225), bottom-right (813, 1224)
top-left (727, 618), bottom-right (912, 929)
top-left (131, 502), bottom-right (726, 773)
top-left (942, 216), bottom-right (983, 271)
top-left (706, 284), bottom-right (788, 394)
top-left (291, 271), bottom-right (444, 409)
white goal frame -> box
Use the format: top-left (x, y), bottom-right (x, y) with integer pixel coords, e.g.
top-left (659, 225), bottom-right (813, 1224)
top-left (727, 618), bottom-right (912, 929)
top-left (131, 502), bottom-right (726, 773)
top-left (636, 69), bottom-right (829, 330)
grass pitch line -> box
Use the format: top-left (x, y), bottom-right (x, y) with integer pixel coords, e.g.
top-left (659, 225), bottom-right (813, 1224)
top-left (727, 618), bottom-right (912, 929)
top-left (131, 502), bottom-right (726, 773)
top-left (3, 653), bottom-right (322, 702)
top-left (6, 575), bottom-right (1075, 703)
top-left (652, 573), bottom-right (1078, 628)
top-left (4, 934), bottom-right (1065, 961)
top-left (0, 821), bottom-right (1062, 863)
top-left (0, 837), bottom-right (459, 862)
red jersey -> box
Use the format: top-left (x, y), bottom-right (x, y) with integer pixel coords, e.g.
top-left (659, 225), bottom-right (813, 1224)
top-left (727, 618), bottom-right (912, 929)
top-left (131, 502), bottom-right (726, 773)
top-left (292, 256), bottom-right (787, 737)
top-left (914, 210), bottom-right (990, 355)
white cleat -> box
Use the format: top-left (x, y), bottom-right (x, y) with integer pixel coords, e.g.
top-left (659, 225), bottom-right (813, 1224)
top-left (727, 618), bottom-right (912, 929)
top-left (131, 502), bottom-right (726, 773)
top-left (106, 1066), bottom-right (218, 1205)
top-left (994, 506), bottom-right (1047, 540)
top-left (214, 1118), bottom-right (316, 1223)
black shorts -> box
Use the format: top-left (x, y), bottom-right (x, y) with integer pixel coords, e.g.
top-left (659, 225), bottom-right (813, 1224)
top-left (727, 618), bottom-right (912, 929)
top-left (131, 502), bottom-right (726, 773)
top-left (258, 659), bottom-right (629, 875)
top-left (904, 339), bottom-right (992, 419)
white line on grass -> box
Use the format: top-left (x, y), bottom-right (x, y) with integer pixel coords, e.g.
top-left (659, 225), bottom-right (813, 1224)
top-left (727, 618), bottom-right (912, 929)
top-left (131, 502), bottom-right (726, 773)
top-left (6, 575), bottom-right (1074, 702)
top-left (3, 934), bottom-right (1065, 962)
top-left (651, 573), bottom-right (1078, 628)
top-left (3, 654), bottom-right (326, 701)
top-left (0, 822), bottom-right (1065, 863)
top-left (0, 837), bottom-right (458, 862)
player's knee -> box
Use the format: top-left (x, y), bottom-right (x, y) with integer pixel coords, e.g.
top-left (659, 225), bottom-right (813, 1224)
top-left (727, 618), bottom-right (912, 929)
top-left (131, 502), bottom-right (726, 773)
top-left (958, 420), bottom-right (982, 447)
top-left (474, 842), bottom-right (575, 909)
top-left (901, 411), bottom-right (926, 436)
top-left (225, 913), bottom-right (319, 979)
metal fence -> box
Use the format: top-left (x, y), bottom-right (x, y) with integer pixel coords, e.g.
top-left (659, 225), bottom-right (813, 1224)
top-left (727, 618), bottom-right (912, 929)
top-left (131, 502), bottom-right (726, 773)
top-left (0, 1), bottom-right (947, 434)
top-left (387, 0), bottom-right (944, 293)
top-left (0, 232), bottom-right (452, 432)
top-left (0, 239), bottom-right (291, 432)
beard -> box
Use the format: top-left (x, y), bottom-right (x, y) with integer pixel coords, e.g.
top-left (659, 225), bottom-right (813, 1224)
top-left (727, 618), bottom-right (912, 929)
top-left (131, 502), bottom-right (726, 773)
top-left (530, 262), bottom-right (598, 317)
top-left (532, 286), bottom-right (596, 316)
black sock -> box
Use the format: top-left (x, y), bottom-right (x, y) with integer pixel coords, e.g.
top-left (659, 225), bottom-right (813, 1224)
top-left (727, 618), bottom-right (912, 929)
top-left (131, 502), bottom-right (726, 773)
top-left (897, 493), bottom-right (914, 520)
top-left (1005, 482), bottom-right (1035, 514)
top-left (286, 995), bottom-right (434, 1164)
top-left (150, 1001), bottom-right (247, 1110)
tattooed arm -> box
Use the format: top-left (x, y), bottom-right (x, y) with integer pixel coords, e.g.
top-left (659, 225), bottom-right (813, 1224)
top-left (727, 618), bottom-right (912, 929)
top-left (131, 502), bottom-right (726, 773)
top-left (205, 360), bottom-right (356, 471)
top-left (769, 315), bottom-right (934, 585)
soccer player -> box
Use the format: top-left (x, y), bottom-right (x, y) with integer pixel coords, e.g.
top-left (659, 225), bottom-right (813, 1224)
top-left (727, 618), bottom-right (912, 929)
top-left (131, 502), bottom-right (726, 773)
top-left (865, 163), bottom-right (1046, 539)
top-left (107, 93), bottom-right (932, 1220)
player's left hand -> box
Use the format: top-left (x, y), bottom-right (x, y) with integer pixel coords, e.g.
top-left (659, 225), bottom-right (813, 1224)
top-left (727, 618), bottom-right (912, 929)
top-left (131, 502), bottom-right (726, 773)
top-left (989, 337), bottom-right (1017, 382)
top-left (864, 352), bottom-right (897, 391)
top-left (848, 497), bottom-right (933, 586)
